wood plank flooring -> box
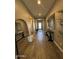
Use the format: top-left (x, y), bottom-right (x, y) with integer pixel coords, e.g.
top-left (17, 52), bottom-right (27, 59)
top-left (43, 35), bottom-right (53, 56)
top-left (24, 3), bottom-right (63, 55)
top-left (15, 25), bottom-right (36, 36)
top-left (16, 30), bottom-right (62, 59)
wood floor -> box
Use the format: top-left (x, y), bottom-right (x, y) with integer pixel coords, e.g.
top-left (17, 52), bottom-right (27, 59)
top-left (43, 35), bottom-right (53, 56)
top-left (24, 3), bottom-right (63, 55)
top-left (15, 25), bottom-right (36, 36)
top-left (16, 30), bottom-right (62, 59)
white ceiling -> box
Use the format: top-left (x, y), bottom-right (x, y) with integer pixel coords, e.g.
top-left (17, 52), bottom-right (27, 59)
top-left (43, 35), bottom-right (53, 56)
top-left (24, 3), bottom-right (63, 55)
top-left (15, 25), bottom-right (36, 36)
top-left (21, 0), bottom-right (55, 18)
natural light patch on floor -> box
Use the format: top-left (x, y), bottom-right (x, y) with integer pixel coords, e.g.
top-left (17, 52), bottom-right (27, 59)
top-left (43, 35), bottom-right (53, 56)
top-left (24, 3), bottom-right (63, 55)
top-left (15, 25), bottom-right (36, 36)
top-left (37, 30), bottom-right (44, 41)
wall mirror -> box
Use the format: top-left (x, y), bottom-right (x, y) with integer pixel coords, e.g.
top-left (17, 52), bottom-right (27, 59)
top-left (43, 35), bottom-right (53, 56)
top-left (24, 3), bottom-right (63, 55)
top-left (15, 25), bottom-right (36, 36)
top-left (47, 14), bottom-right (55, 31)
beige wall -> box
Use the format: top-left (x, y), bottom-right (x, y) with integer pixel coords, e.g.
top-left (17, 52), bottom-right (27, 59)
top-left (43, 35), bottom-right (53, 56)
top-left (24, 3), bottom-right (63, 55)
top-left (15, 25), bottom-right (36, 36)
top-left (46, 0), bottom-right (63, 18)
top-left (46, 0), bottom-right (63, 52)
top-left (15, 0), bottom-right (34, 35)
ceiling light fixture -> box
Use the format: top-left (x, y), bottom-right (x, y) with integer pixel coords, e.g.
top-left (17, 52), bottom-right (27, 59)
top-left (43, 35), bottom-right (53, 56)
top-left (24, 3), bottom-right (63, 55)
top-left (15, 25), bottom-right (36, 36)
top-left (38, 19), bottom-right (41, 20)
top-left (38, 13), bottom-right (41, 16)
top-left (37, 0), bottom-right (41, 5)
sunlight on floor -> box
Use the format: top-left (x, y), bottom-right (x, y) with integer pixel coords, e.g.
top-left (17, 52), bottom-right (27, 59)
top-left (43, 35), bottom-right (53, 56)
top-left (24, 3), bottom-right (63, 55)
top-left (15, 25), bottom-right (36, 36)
top-left (36, 30), bottom-right (44, 41)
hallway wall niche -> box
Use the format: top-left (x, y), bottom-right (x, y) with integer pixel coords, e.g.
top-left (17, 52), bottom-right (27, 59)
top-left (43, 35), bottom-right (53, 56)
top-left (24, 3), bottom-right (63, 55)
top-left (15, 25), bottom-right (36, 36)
top-left (15, 19), bottom-right (29, 37)
top-left (15, 19), bottom-right (30, 59)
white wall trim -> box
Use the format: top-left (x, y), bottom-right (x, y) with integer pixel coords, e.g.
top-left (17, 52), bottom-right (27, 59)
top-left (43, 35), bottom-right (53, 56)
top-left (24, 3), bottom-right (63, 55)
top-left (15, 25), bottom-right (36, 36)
top-left (54, 41), bottom-right (63, 53)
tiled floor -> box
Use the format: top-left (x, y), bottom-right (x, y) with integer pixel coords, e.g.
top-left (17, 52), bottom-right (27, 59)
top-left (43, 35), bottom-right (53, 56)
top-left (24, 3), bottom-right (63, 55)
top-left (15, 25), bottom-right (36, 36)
top-left (16, 30), bottom-right (62, 59)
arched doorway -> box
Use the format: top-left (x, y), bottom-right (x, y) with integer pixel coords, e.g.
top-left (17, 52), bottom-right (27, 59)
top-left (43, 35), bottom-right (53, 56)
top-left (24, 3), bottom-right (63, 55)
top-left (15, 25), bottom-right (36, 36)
top-left (15, 19), bottom-right (29, 59)
top-left (15, 19), bottom-right (29, 37)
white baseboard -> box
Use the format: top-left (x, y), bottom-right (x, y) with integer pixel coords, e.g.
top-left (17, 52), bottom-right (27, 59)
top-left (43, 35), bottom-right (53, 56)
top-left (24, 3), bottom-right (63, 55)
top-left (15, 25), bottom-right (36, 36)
top-left (54, 41), bottom-right (63, 53)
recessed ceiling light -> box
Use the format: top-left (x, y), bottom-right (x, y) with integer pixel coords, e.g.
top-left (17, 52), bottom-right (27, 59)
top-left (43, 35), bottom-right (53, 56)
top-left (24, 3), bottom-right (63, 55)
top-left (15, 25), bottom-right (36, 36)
top-left (37, 0), bottom-right (41, 5)
top-left (38, 13), bottom-right (42, 16)
top-left (38, 19), bottom-right (41, 20)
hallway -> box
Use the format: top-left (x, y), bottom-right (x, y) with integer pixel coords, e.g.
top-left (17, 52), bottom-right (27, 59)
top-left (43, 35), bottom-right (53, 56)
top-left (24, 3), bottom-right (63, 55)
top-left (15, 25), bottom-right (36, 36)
top-left (17, 30), bottom-right (61, 59)
top-left (15, 0), bottom-right (63, 59)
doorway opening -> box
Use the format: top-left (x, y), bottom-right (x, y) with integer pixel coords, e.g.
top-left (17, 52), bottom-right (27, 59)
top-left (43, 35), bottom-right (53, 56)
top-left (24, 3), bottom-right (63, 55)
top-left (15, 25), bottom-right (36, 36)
top-left (38, 22), bottom-right (42, 29)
